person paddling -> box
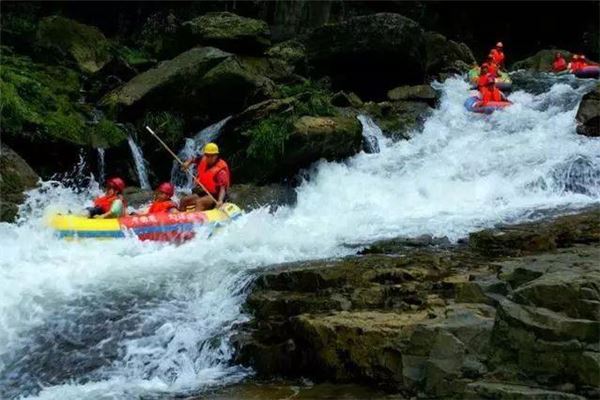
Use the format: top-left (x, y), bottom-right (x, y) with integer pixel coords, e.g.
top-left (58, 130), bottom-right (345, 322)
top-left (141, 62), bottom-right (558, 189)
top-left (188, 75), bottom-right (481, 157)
top-left (134, 182), bottom-right (178, 215)
top-left (568, 54), bottom-right (582, 72)
top-left (180, 142), bottom-right (230, 211)
top-left (88, 177), bottom-right (126, 218)
top-left (552, 52), bottom-right (567, 72)
top-left (477, 64), bottom-right (491, 88)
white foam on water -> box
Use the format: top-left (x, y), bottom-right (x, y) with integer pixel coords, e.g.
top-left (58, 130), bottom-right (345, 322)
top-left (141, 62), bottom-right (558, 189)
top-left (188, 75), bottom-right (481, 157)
top-left (127, 135), bottom-right (151, 190)
top-left (1, 76), bottom-right (599, 399)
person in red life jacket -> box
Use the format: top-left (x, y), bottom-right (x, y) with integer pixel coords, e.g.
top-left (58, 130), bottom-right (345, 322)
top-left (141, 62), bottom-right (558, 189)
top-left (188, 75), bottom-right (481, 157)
top-left (180, 142), bottom-right (230, 211)
top-left (490, 42), bottom-right (505, 68)
top-left (134, 182), bottom-right (178, 215)
top-left (486, 55), bottom-right (499, 77)
top-left (568, 54), bottom-right (582, 72)
top-left (552, 52), bottom-right (568, 72)
top-left (477, 64), bottom-right (490, 88)
top-left (88, 177), bottom-right (126, 218)
top-left (478, 75), bottom-right (509, 106)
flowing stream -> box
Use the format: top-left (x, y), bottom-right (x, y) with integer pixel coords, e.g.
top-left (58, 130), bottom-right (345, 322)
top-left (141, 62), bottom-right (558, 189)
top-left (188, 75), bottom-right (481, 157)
top-left (1, 76), bottom-right (599, 400)
top-left (127, 135), bottom-right (151, 190)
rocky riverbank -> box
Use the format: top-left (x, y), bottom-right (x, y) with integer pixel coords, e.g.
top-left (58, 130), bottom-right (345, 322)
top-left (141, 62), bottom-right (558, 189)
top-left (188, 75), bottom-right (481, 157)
top-left (233, 209), bottom-right (600, 399)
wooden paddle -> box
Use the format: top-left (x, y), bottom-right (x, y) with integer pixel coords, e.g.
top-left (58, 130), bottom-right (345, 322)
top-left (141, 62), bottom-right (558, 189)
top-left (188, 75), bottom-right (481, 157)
top-left (145, 125), bottom-right (218, 205)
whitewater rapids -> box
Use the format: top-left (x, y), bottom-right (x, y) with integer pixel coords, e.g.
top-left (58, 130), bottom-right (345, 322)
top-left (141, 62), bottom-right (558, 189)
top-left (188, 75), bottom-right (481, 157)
top-left (0, 76), bottom-right (599, 399)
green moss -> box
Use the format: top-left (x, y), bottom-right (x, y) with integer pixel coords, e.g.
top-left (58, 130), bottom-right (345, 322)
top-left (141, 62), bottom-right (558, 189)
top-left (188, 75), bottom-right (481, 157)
top-left (246, 115), bottom-right (293, 162)
top-left (90, 118), bottom-right (126, 147)
top-left (244, 80), bottom-right (338, 162)
top-left (37, 16), bottom-right (112, 74)
top-left (115, 46), bottom-right (155, 67)
top-left (140, 111), bottom-right (185, 147)
top-left (1, 50), bottom-right (123, 147)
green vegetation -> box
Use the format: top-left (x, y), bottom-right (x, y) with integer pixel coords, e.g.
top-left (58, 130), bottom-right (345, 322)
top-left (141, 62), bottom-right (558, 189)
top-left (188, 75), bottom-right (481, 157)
top-left (246, 80), bottom-right (338, 161)
top-left (246, 114), bottom-right (293, 162)
top-left (141, 111), bottom-right (185, 147)
top-left (114, 46), bottom-right (155, 67)
top-left (1, 49), bottom-right (124, 146)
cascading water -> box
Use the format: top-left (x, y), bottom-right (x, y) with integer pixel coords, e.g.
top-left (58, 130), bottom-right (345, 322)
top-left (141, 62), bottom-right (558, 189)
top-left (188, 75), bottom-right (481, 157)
top-left (96, 148), bottom-right (106, 185)
top-left (1, 76), bottom-right (599, 400)
top-left (170, 116), bottom-right (232, 190)
top-left (127, 135), bottom-right (151, 190)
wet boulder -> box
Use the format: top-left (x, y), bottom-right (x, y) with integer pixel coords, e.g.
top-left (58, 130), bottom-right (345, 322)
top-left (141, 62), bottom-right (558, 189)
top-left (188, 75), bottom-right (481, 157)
top-left (101, 47), bottom-right (276, 121)
top-left (512, 49), bottom-right (573, 72)
top-left (576, 84), bottom-right (600, 137)
top-left (266, 39), bottom-right (307, 74)
top-left (0, 144), bottom-right (39, 222)
top-left (180, 12), bottom-right (271, 55)
top-left (423, 31), bottom-right (475, 78)
top-left (361, 100), bottom-right (432, 140)
top-left (36, 16), bottom-right (112, 74)
top-left (387, 84), bottom-right (439, 106)
top-left (305, 13), bottom-right (426, 100)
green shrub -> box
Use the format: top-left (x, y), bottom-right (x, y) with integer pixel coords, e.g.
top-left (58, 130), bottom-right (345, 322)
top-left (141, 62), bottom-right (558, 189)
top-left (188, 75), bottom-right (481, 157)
top-left (141, 111), bottom-right (185, 147)
top-left (246, 114), bottom-right (293, 162)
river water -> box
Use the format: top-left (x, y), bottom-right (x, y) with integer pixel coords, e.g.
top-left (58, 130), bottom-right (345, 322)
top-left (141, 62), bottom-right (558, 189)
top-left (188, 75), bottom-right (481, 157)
top-left (1, 75), bottom-right (599, 399)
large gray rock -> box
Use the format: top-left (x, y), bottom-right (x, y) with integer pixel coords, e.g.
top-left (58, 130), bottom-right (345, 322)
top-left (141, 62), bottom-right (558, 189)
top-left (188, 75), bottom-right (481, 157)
top-left (465, 381), bottom-right (586, 400)
top-left (423, 31), bottom-right (475, 78)
top-left (576, 84), bottom-right (600, 137)
top-left (387, 84), bottom-right (439, 106)
top-left (101, 47), bottom-right (275, 120)
top-left (0, 144), bottom-right (39, 222)
top-left (36, 16), bottom-right (112, 74)
top-left (180, 12), bottom-right (271, 55)
top-left (305, 13), bottom-right (425, 99)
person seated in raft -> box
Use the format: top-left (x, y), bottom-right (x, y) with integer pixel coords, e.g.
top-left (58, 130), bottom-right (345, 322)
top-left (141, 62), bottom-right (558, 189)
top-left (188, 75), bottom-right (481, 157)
top-left (568, 54), bottom-right (582, 72)
top-left (486, 55), bottom-right (499, 78)
top-left (490, 42), bottom-right (505, 69)
top-left (88, 177), bottom-right (127, 219)
top-left (477, 64), bottom-right (491, 89)
top-left (478, 75), bottom-right (509, 106)
top-left (552, 52), bottom-right (568, 72)
top-left (133, 182), bottom-right (178, 215)
top-left (180, 142), bottom-right (230, 212)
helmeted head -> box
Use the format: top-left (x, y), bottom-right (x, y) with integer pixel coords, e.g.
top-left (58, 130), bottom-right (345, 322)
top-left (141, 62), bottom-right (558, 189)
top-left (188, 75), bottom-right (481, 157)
top-left (573, 54), bottom-right (580, 61)
top-left (203, 142), bottom-right (220, 166)
top-left (496, 42), bottom-right (503, 49)
top-left (156, 182), bottom-right (175, 200)
top-left (580, 54), bottom-right (586, 60)
top-left (106, 177), bottom-right (126, 195)
top-left (485, 74), bottom-right (496, 86)
top-left (481, 63), bottom-right (489, 72)
top-left (555, 52), bottom-right (562, 59)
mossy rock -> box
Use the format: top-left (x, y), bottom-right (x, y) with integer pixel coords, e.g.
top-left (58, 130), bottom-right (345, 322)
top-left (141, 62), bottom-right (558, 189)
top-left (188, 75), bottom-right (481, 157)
top-left (36, 16), bottom-right (112, 74)
top-left (0, 144), bottom-right (39, 222)
top-left (576, 84), bottom-right (600, 137)
top-left (180, 12), bottom-right (271, 55)
top-left (1, 50), bottom-right (126, 148)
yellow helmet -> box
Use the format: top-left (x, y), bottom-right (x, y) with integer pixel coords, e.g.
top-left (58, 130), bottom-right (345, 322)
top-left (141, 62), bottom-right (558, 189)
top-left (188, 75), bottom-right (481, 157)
top-left (203, 142), bottom-right (219, 155)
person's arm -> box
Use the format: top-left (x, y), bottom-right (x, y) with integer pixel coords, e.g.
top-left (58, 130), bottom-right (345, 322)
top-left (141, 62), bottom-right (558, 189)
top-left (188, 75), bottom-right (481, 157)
top-left (215, 186), bottom-right (226, 209)
top-left (95, 199), bottom-right (124, 218)
top-left (181, 156), bottom-right (200, 171)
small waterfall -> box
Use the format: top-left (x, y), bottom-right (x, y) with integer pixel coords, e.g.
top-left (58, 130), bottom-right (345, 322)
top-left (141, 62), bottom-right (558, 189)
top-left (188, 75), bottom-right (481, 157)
top-left (127, 135), bottom-right (151, 190)
top-left (171, 116), bottom-right (231, 190)
top-left (96, 148), bottom-right (106, 185)
top-left (357, 114), bottom-right (385, 153)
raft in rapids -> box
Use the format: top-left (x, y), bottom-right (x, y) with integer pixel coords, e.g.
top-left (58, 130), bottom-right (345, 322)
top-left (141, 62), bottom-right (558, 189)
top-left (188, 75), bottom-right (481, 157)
top-left (574, 65), bottom-right (600, 79)
top-left (464, 96), bottom-right (511, 114)
top-left (48, 203), bottom-right (242, 241)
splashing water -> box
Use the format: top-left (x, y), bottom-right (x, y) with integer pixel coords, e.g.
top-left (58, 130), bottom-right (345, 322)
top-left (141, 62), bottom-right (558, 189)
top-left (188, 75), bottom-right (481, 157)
top-left (127, 135), bottom-right (151, 190)
top-left (96, 148), bottom-right (106, 185)
top-left (358, 114), bottom-right (386, 153)
top-left (171, 116), bottom-right (232, 190)
top-left (1, 76), bottom-right (599, 400)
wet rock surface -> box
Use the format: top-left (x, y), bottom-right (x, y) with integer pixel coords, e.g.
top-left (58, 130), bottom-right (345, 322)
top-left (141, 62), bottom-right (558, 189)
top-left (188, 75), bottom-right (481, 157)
top-left (576, 84), bottom-right (600, 137)
top-left (234, 210), bottom-right (600, 398)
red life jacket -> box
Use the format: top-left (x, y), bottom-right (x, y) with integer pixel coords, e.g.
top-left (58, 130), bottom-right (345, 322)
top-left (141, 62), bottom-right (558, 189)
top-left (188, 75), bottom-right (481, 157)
top-left (481, 87), bottom-right (503, 104)
top-left (93, 194), bottom-right (126, 216)
top-left (487, 62), bottom-right (499, 77)
top-left (491, 49), bottom-right (505, 66)
top-left (94, 194), bottom-right (118, 213)
top-left (197, 157), bottom-right (230, 195)
top-left (570, 61), bottom-right (584, 71)
top-left (477, 74), bottom-right (489, 89)
top-left (552, 58), bottom-right (567, 72)
top-left (148, 200), bottom-right (177, 214)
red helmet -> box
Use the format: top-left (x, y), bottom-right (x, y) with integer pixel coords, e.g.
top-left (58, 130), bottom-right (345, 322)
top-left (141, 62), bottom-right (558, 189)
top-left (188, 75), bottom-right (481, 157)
top-left (106, 177), bottom-right (126, 193)
top-left (580, 54), bottom-right (586, 60)
top-left (485, 74), bottom-right (496, 85)
top-left (496, 42), bottom-right (503, 48)
top-left (156, 182), bottom-right (175, 197)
